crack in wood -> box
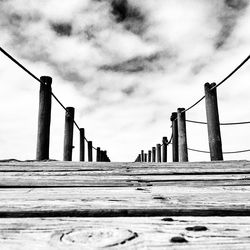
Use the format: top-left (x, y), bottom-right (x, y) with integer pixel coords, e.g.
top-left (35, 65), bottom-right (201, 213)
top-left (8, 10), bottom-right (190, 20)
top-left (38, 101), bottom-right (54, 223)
top-left (104, 230), bottom-right (138, 247)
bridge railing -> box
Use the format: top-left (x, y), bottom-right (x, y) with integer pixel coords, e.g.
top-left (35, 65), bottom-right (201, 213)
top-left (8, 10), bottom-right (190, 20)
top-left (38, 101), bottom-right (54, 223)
top-left (136, 54), bottom-right (250, 163)
top-left (0, 47), bottom-right (110, 162)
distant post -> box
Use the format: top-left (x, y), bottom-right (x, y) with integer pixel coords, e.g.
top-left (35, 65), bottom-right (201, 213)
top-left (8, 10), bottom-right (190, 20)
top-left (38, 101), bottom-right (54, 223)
top-left (171, 112), bottom-right (178, 162)
top-left (157, 144), bottom-right (161, 162)
top-left (152, 147), bottom-right (156, 162)
top-left (204, 83), bottom-right (223, 161)
top-left (135, 154), bottom-right (140, 162)
top-left (177, 108), bottom-right (188, 162)
top-left (141, 150), bottom-right (144, 162)
top-left (148, 150), bottom-right (151, 162)
top-left (144, 153), bottom-right (147, 162)
top-left (63, 107), bottom-right (75, 161)
top-left (97, 147), bottom-right (101, 162)
top-left (162, 137), bottom-right (168, 162)
top-left (100, 150), bottom-right (103, 162)
top-left (138, 154), bottom-right (141, 162)
top-left (36, 76), bottom-right (52, 161)
top-left (101, 150), bottom-right (105, 162)
top-left (79, 128), bottom-right (85, 161)
top-left (88, 141), bottom-right (93, 162)
top-left (104, 150), bottom-right (108, 162)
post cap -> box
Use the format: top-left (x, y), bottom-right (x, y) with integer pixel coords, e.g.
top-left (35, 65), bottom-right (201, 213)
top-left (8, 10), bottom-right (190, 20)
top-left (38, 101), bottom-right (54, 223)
top-left (162, 137), bottom-right (168, 144)
top-left (177, 108), bottom-right (185, 113)
top-left (40, 76), bottom-right (52, 85)
top-left (170, 112), bottom-right (177, 121)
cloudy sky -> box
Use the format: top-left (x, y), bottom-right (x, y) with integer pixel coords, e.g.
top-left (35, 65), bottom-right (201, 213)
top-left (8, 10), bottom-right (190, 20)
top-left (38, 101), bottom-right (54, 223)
top-left (0, 0), bottom-right (250, 162)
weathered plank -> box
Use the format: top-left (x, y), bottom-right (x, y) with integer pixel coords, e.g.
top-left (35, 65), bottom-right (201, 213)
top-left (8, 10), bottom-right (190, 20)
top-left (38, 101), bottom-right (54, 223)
top-left (0, 160), bottom-right (249, 187)
top-left (1, 217), bottom-right (250, 249)
top-left (0, 186), bottom-right (250, 216)
top-left (0, 172), bottom-right (249, 187)
top-left (0, 160), bottom-right (249, 171)
top-left (0, 160), bottom-right (250, 248)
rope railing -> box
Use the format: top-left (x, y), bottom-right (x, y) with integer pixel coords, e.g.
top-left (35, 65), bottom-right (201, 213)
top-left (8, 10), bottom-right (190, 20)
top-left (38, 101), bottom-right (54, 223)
top-left (136, 54), bottom-right (250, 163)
top-left (182, 54), bottom-right (250, 114)
top-left (187, 147), bottom-right (250, 154)
top-left (1, 46), bottom-right (250, 163)
top-left (186, 119), bottom-right (250, 125)
top-left (0, 47), bottom-right (109, 161)
top-left (210, 55), bottom-right (250, 91)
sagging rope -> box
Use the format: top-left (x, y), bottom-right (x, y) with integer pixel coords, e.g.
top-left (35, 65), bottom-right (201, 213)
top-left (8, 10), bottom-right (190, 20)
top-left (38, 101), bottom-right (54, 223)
top-left (186, 119), bottom-right (250, 126)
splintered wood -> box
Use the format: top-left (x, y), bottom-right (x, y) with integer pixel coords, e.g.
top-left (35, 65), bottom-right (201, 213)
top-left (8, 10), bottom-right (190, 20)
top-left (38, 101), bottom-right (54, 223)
top-left (0, 160), bottom-right (250, 249)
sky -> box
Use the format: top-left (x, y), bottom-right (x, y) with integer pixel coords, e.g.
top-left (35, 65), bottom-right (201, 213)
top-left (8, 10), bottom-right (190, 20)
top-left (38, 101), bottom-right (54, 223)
top-left (0, 0), bottom-right (250, 162)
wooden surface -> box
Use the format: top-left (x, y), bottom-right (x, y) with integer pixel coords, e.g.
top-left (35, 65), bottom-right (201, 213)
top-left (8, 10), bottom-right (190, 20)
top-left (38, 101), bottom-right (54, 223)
top-left (2, 217), bottom-right (250, 249)
top-left (0, 160), bottom-right (250, 249)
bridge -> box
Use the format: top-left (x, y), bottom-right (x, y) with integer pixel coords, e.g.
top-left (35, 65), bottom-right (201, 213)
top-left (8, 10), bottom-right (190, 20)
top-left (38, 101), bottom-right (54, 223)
top-left (1, 47), bottom-right (250, 249)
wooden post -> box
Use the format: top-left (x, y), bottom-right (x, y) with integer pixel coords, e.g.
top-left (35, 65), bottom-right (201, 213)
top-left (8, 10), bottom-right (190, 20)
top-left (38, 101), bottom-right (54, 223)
top-left (104, 150), bottom-right (107, 162)
top-left (157, 144), bottom-right (161, 162)
top-left (138, 154), bottom-right (141, 162)
top-left (88, 141), bottom-right (93, 162)
top-left (97, 147), bottom-right (101, 162)
top-left (204, 82), bottom-right (223, 161)
top-left (100, 150), bottom-right (103, 162)
top-left (162, 137), bottom-right (168, 162)
top-left (177, 108), bottom-right (188, 162)
top-left (101, 150), bottom-right (105, 162)
top-left (135, 154), bottom-right (140, 162)
top-left (79, 128), bottom-right (85, 161)
top-left (144, 153), bottom-right (147, 162)
top-left (63, 107), bottom-right (75, 161)
top-left (36, 76), bottom-right (52, 161)
top-left (141, 150), bottom-right (144, 162)
top-left (152, 147), bottom-right (156, 162)
top-left (171, 112), bottom-right (179, 162)
top-left (148, 150), bottom-right (151, 162)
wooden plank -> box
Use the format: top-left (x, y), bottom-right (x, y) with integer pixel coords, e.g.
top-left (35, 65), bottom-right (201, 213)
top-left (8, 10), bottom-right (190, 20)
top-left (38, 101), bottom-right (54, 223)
top-left (0, 160), bottom-right (248, 167)
top-left (0, 186), bottom-right (250, 216)
top-left (0, 160), bottom-right (249, 173)
top-left (0, 172), bottom-right (249, 187)
top-left (0, 160), bottom-right (249, 187)
top-left (1, 217), bottom-right (250, 249)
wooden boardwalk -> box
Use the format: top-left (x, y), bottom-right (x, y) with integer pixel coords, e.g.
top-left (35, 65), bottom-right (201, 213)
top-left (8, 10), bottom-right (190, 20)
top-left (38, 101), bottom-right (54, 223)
top-left (1, 160), bottom-right (250, 249)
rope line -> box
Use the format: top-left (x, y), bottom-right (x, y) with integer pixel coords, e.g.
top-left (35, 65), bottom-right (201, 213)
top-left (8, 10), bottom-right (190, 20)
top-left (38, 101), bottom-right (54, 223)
top-left (223, 149), bottom-right (250, 154)
top-left (188, 147), bottom-right (210, 153)
top-left (0, 47), bottom-right (41, 84)
top-left (186, 119), bottom-right (250, 125)
top-left (182, 96), bottom-right (205, 113)
top-left (0, 47), bottom-right (98, 151)
top-left (158, 142), bottom-right (250, 155)
top-left (210, 54), bottom-right (250, 90)
top-left (186, 120), bottom-right (207, 125)
top-left (188, 147), bottom-right (250, 154)
top-left (167, 133), bottom-right (173, 146)
top-left (182, 54), bottom-right (250, 114)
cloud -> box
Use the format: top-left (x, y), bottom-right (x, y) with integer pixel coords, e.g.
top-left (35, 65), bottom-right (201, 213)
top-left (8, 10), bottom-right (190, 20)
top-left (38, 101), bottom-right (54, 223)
top-left (50, 22), bottom-right (72, 36)
top-left (110, 0), bottom-right (147, 35)
top-left (0, 0), bottom-right (250, 161)
top-left (214, 0), bottom-right (249, 49)
top-left (99, 50), bottom-right (173, 73)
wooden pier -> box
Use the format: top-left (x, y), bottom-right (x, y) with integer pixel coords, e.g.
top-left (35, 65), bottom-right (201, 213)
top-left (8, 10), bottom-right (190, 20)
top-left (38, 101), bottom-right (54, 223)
top-left (1, 160), bottom-right (250, 249)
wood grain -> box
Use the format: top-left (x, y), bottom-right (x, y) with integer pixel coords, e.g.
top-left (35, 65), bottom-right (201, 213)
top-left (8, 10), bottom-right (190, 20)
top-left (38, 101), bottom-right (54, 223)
top-left (0, 160), bottom-right (249, 187)
top-left (0, 185), bottom-right (250, 216)
top-left (1, 217), bottom-right (250, 249)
